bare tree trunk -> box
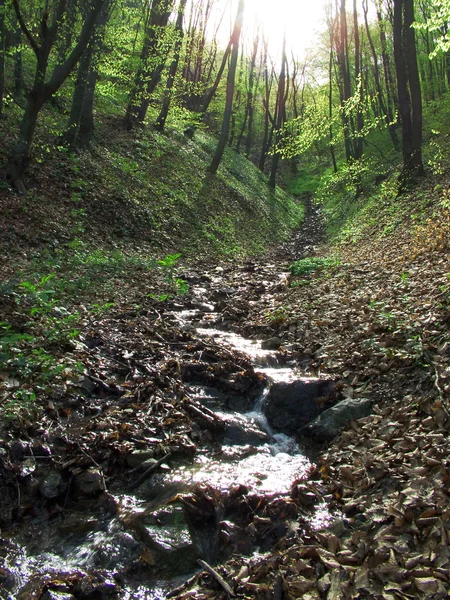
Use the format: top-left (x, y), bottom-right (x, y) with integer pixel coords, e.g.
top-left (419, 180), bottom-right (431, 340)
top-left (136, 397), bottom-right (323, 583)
top-left (208, 0), bottom-right (244, 175)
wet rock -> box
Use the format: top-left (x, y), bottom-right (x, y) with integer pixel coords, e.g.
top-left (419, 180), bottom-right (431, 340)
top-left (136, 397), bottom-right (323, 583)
top-left (58, 515), bottom-right (99, 535)
top-left (261, 337), bottom-right (282, 350)
top-left (265, 379), bottom-right (336, 434)
top-left (223, 420), bottom-right (270, 446)
top-left (41, 590), bottom-right (75, 600)
top-left (75, 468), bottom-right (105, 495)
top-left (299, 397), bottom-right (373, 442)
top-left (40, 472), bottom-right (68, 499)
top-left (126, 450), bottom-right (156, 468)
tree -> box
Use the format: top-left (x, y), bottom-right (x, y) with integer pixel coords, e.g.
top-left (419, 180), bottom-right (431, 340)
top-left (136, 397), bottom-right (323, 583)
top-left (64, 3), bottom-right (111, 148)
top-left (207, 0), bottom-right (244, 175)
top-left (125, 0), bottom-right (174, 129)
top-left (6, 0), bottom-right (107, 192)
top-left (154, 0), bottom-right (188, 131)
top-left (393, 0), bottom-right (424, 179)
top-left (0, 0), bottom-right (5, 116)
top-left (269, 33), bottom-right (287, 189)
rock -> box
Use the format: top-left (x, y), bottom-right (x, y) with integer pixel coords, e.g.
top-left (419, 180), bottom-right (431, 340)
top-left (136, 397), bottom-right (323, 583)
top-left (75, 468), bottom-right (105, 495)
top-left (58, 515), bottom-right (99, 535)
top-left (265, 379), bottom-right (337, 434)
top-left (261, 337), bottom-right (282, 350)
top-left (40, 590), bottom-right (75, 600)
top-left (126, 450), bottom-right (156, 468)
top-left (71, 376), bottom-right (96, 395)
top-left (40, 472), bottom-right (68, 499)
top-left (299, 397), bottom-right (373, 442)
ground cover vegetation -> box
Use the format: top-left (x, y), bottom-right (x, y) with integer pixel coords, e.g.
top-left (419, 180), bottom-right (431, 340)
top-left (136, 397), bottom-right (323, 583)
top-left (0, 0), bottom-right (450, 597)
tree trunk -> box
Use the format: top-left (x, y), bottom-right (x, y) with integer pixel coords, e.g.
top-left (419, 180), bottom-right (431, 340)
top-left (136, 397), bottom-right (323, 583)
top-left (393, 0), bottom-right (423, 181)
top-left (236, 31), bottom-right (259, 155)
top-left (200, 40), bottom-right (232, 114)
top-left (0, 0), bottom-right (5, 117)
top-left (13, 27), bottom-right (24, 96)
top-left (64, 4), bottom-right (109, 148)
top-left (125, 0), bottom-right (173, 129)
top-left (329, 45), bottom-right (338, 173)
top-left (337, 0), bottom-right (353, 161)
top-left (269, 34), bottom-right (287, 189)
top-left (6, 0), bottom-right (105, 191)
top-left (363, 0), bottom-right (399, 151)
top-left (353, 0), bottom-right (363, 160)
top-left (377, 7), bottom-right (398, 134)
top-left (208, 0), bottom-right (244, 175)
top-left (154, 0), bottom-right (187, 132)
top-left (259, 43), bottom-right (274, 172)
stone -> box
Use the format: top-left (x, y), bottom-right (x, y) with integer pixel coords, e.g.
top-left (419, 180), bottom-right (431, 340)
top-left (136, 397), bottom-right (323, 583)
top-left (299, 397), bottom-right (373, 442)
top-left (41, 591), bottom-right (75, 600)
top-left (39, 472), bottom-right (67, 499)
top-left (265, 379), bottom-right (337, 434)
top-left (126, 449), bottom-right (156, 468)
top-left (261, 337), bottom-right (282, 350)
top-left (75, 468), bottom-right (105, 495)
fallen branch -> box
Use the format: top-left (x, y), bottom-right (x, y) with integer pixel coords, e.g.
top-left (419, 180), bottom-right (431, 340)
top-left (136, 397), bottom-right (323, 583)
top-left (197, 559), bottom-right (236, 597)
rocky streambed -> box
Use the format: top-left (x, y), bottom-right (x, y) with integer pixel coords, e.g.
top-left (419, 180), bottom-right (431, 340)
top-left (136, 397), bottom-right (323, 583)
top-left (0, 263), bottom-right (371, 600)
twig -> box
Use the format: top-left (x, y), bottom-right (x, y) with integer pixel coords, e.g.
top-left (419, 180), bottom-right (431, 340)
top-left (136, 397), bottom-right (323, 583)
top-left (129, 452), bottom-right (171, 490)
top-left (197, 559), bottom-right (236, 597)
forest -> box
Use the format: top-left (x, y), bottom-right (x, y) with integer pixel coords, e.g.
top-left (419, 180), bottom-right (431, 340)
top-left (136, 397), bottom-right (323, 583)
top-left (0, 0), bottom-right (450, 598)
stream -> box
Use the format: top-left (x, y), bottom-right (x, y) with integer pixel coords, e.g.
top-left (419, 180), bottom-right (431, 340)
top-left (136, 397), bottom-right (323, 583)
top-left (0, 299), bottom-right (337, 600)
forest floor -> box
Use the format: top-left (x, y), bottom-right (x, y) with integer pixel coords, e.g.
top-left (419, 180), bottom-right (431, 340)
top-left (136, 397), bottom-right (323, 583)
top-left (1, 175), bottom-right (450, 599)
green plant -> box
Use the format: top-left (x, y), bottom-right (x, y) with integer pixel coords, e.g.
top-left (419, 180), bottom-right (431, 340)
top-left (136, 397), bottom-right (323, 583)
top-left (264, 306), bottom-right (288, 323)
top-left (289, 256), bottom-right (340, 277)
top-left (157, 253), bottom-right (189, 296)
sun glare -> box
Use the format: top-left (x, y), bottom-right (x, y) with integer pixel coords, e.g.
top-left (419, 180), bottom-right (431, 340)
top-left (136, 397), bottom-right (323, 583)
top-left (243, 0), bottom-right (328, 58)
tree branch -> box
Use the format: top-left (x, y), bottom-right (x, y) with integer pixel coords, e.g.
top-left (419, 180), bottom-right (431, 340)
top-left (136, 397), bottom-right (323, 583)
top-left (12, 0), bottom-right (39, 55)
top-left (45, 0), bottom-right (106, 98)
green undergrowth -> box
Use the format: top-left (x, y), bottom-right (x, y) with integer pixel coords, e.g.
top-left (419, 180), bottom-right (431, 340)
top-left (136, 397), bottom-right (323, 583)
top-left (0, 110), bottom-right (305, 421)
top-left (289, 256), bottom-right (340, 277)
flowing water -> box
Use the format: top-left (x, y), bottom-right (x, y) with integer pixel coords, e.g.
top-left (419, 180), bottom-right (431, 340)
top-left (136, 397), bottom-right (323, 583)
top-left (1, 312), bottom-right (334, 599)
